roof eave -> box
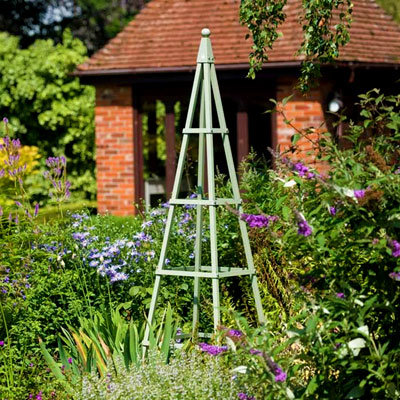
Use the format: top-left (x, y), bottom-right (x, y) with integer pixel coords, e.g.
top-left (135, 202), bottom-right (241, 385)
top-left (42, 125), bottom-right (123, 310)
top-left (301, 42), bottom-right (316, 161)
top-left (74, 60), bottom-right (400, 79)
top-left (73, 61), bottom-right (301, 77)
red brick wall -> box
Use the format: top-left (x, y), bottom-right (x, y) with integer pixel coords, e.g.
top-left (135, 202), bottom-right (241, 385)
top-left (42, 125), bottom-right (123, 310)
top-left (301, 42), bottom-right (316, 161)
top-left (95, 85), bottom-right (136, 215)
top-left (275, 79), bottom-right (328, 170)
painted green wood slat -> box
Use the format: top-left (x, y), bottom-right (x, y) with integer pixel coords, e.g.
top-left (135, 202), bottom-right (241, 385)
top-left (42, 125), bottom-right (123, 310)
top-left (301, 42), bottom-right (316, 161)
top-left (169, 198), bottom-right (241, 206)
top-left (192, 78), bottom-right (205, 333)
top-left (210, 63), bottom-right (265, 324)
top-left (182, 128), bottom-right (229, 134)
top-left (143, 29), bottom-right (265, 354)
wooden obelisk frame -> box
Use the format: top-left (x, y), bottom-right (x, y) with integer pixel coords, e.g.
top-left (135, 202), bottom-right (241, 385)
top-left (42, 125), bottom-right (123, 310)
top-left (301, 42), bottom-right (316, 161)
top-left (143, 28), bottom-right (265, 347)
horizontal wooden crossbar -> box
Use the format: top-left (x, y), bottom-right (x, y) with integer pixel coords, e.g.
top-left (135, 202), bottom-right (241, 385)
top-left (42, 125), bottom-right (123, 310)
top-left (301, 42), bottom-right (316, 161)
top-left (182, 128), bottom-right (229, 134)
top-left (169, 198), bottom-right (241, 206)
top-left (142, 331), bottom-right (212, 347)
top-left (156, 266), bottom-right (253, 279)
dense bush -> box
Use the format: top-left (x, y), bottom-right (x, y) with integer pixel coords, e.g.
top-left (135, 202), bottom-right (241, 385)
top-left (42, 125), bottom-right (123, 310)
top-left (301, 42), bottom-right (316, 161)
top-left (209, 89), bottom-right (400, 399)
top-left (0, 30), bottom-right (95, 201)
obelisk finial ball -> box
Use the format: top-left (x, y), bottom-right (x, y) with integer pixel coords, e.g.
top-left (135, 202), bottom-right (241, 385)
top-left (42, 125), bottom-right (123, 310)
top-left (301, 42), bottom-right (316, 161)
top-left (201, 28), bottom-right (211, 37)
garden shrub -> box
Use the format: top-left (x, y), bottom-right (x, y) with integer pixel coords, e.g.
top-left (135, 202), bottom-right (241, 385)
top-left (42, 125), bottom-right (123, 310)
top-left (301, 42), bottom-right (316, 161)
top-left (211, 89), bottom-right (400, 398)
top-left (0, 30), bottom-right (95, 202)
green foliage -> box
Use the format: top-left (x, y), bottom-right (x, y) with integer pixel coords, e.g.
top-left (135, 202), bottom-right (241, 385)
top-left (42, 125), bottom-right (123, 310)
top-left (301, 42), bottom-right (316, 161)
top-left (378, 0), bottom-right (400, 22)
top-left (2, 88), bottom-right (400, 398)
top-left (298, 0), bottom-right (353, 92)
top-left (0, 30), bottom-right (95, 201)
top-left (41, 304), bottom-right (177, 393)
top-left (239, 0), bottom-right (287, 79)
top-left (240, 0), bottom-right (353, 91)
top-left (0, 0), bottom-right (147, 54)
top-left (219, 88), bottom-right (400, 398)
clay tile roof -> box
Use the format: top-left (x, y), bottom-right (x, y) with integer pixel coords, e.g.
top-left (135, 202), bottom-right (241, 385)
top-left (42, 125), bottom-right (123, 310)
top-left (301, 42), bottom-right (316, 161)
top-left (77, 0), bottom-right (400, 74)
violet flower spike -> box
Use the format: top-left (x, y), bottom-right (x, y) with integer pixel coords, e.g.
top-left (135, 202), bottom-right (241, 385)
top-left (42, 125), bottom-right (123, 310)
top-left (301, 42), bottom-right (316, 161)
top-left (354, 189), bottom-right (365, 200)
top-left (389, 272), bottom-right (400, 281)
top-left (238, 393), bottom-right (255, 400)
top-left (198, 342), bottom-right (228, 356)
top-left (240, 213), bottom-right (277, 228)
top-left (227, 329), bottom-right (243, 338)
top-left (297, 218), bottom-right (312, 237)
top-left (293, 161), bottom-right (309, 177)
top-left (274, 367), bottom-right (287, 382)
top-left (388, 239), bottom-right (400, 258)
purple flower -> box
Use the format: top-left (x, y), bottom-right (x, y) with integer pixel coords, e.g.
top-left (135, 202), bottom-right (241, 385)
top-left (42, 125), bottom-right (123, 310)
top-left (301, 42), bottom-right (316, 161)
top-left (306, 172), bottom-right (316, 179)
top-left (109, 272), bottom-right (128, 283)
top-left (36, 391), bottom-right (43, 400)
top-left (329, 206), bottom-right (336, 216)
top-left (388, 239), bottom-right (400, 257)
top-left (274, 367), bottom-right (287, 382)
top-left (0, 340), bottom-right (4, 347)
top-left (394, 167), bottom-right (400, 175)
top-left (293, 162), bottom-right (309, 177)
top-left (297, 219), bottom-right (312, 237)
top-left (249, 348), bottom-right (263, 356)
top-left (3, 117), bottom-right (8, 124)
top-left (238, 393), bottom-right (255, 400)
top-left (336, 292), bottom-right (345, 299)
top-left (175, 327), bottom-right (183, 343)
top-left (34, 203), bottom-right (39, 217)
top-left (354, 189), bottom-right (366, 200)
top-left (67, 357), bottom-right (73, 364)
top-left (227, 329), bottom-right (243, 338)
top-left (389, 272), bottom-right (400, 281)
top-left (198, 342), bottom-right (228, 356)
top-left (241, 214), bottom-right (277, 228)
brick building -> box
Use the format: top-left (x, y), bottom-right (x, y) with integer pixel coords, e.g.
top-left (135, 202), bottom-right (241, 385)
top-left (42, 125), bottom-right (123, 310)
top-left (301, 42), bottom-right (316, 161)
top-left (76, 0), bottom-right (400, 216)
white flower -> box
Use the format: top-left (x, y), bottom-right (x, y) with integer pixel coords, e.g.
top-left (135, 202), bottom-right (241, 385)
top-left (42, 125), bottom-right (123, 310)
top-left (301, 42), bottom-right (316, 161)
top-left (284, 179), bottom-right (297, 188)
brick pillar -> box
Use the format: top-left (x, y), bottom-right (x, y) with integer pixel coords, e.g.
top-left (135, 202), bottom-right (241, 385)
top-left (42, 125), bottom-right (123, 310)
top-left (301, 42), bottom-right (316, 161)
top-left (95, 85), bottom-right (136, 216)
top-left (275, 79), bottom-right (327, 169)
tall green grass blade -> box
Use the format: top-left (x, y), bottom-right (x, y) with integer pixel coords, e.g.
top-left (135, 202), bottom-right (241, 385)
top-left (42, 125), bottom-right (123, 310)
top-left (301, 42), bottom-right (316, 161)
top-left (39, 340), bottom-right (74, 395)
top-left (129, 323), bottom-right (139, 366)
top-left (160, 304), bottom-right (173, 363)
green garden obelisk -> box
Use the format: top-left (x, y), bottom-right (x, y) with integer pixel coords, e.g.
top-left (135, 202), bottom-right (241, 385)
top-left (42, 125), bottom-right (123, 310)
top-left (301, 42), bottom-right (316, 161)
top-left (143, 29), bottom-right (265, 346)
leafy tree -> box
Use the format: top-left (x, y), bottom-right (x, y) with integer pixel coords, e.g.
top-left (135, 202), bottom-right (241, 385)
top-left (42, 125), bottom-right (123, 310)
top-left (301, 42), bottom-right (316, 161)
top-left (0, 0), bottom-right (147, 53)
top-left (66, 0), bottom-right (148, 54)
top-left (0, 30), bottom-right (95, 201)
top-left (378, 0), bottom-right (400, 22)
